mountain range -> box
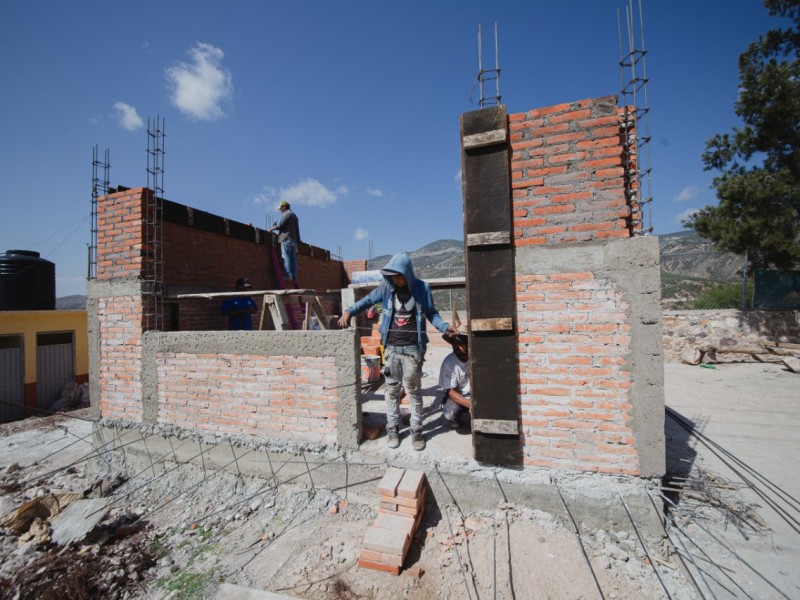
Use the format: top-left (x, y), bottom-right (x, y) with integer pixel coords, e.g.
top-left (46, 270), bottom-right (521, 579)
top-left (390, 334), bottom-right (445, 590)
top-left (57, 231), bottom-right (739, 309)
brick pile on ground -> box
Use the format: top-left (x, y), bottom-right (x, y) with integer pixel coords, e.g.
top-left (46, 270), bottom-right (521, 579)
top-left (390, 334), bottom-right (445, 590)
top-left (358, 466), bottom-right (426, 575)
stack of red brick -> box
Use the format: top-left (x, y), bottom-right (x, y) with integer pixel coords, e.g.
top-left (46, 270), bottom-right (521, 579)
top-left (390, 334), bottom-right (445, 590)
top-left (360, 321), bottom-right (382, 357)
top-left (359, 467), bottom-right (426, 575)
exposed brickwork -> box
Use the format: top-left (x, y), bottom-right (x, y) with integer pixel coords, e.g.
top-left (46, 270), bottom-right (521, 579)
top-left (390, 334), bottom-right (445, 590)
top-left (504, 96), bottom-right (653, 477)
top-left (516, 271), bottom-right (637, 475)
top-left (94, 187), bottom-right (355, 429)
top-left (97, 294), bottom-right (145, 421)
top-left (96, 189), bottom-right (146, 280)
top-left (509, 96), bottom-right (633, 246)
top-left (156, 353), bottom-right (339, 444)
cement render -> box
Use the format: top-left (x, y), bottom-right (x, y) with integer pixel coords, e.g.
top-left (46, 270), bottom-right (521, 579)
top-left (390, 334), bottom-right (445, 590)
top-left (515, 236), bottom-right (666, 478)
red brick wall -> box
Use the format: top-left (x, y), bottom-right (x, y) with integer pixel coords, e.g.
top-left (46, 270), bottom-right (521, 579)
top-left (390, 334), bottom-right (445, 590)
top-left (94, 188), bottom-right (353, 431)
top-left (509, 96), bottom-right (646, 476)
top-left (509, 96), bottom-right (633, 246)
top-left (156, 352), bottom-right (339, 444)
top-left (515, 272), bottom-right (636, 475)
top-left (96, 188), bottom-right (146, 279)
top-left (97, 294), bottom-right (145, 421)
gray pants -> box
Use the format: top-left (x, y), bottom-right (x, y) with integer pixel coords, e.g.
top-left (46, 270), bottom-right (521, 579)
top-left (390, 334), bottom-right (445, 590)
top-left (384, 345), bottom-right (423, 432)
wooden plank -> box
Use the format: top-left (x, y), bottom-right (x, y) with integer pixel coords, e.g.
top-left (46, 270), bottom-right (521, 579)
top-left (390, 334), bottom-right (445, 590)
top-left (467, 247), bottom-right (515, 320)
top-left (463, 150), bottom-right (511, 233)
top-left (265, 295), bottom-right (291, 331)
top-left (310, 296), bottom-right (330, 329)
top-left (258, 294), bottom-right (269, 330)
top-left (473, 419), bottom-right (519, 435)
top-left (349, 276), bottom-right (465, 292)
top-left (463, 128), bottom-right (507, 149)
top-left (471, 317), bottom-right (513, 331)
top-left (467, 231), bottom-right (510, 246)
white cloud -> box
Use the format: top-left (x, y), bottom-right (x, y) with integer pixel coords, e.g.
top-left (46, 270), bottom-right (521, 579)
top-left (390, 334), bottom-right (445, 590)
top-left (674, 207), bottom-right (699, 225)
top-left (674, 186), bottom-right (698, 202)
top-left (366, 188), bottom-right (383, 198)
top-left (253, 178), bottom-right (341, 208)
top-left (112, 102), bottom-right (144, 130)
top-left (354, 228), bottom-right (369, 241)
top-left (166, 42), bottom-right (233, 121)
top-left (336, 184), bottom-right (349, 196)
top-left (454, 168), bottom-right (462, 183)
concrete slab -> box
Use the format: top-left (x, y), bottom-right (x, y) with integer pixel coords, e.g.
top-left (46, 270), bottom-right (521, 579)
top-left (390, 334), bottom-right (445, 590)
top-left (664, 362), bottom-right (800, 599)
top-left (214, 583), bottom-right (299, 600)
top-left (50, 498), bottom-right (109, 546)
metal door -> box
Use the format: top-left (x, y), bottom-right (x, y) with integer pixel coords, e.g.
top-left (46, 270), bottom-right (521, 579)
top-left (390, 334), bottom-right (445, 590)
top-left (0, 335), bottom-right (24, 422)
top-left (36, 332), bottom-right (75, 411)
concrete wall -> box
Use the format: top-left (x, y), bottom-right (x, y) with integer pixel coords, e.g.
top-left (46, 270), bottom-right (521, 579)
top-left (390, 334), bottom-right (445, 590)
top-left (509, 96), bottom-right (665, 478)
top-left (662, 309), bottom-right (800, 362)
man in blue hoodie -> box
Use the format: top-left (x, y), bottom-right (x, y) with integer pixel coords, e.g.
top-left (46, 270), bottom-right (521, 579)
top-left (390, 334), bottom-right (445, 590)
top-left (338, 252), bottom-right (457, 450)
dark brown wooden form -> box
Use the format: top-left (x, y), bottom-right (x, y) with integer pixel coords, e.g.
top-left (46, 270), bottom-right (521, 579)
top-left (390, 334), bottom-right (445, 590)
top-left (460, 106), bottom-right (522, 466)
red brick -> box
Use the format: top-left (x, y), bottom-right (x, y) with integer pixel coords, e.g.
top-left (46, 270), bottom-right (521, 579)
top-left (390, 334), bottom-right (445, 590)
top-left (375, 512), bottom-right (415, 534)
top-left (377, 467), bottom-right (405, 497)
top-left (358, 558), bottom-right (400, 575)
top-left (363, 524), bottom-right (410, 556)
top-left (396, 470), bottom-right (425, 499)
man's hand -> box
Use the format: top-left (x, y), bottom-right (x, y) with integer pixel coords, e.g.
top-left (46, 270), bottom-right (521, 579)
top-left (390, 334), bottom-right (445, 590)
top-left (444, 325), bottom-right (458, 337)
top-left (337, 311), bottom-right (351, 329)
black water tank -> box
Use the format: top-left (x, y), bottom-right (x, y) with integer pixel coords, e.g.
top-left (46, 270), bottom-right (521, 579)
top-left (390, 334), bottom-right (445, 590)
top-left (0, 250), bottom-right (56, 311)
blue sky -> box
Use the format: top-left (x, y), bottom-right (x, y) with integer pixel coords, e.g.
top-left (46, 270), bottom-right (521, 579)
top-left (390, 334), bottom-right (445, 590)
top-left (0, 1), bottom-right (788, 297)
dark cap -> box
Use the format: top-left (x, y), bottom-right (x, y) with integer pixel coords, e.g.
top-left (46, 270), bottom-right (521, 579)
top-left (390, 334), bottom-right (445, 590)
top-left (235, 277), bottom-right (252, 289)
top-left (380, 268), bottom-right (400, 277)
top-left (442, 332), bottom-right (469, 345)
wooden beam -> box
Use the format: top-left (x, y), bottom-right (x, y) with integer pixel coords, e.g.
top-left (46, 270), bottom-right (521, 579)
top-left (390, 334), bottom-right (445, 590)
top-left (349, 276), bottom-right (465, 291)
top-left (467, 231), bottom-right (510, 247)
top-left (462, 128), bottom-right (507, 149)
top-left (471, 317), bottom-right (513, 331)
top-left (473, 419), bottom-right (519, 435)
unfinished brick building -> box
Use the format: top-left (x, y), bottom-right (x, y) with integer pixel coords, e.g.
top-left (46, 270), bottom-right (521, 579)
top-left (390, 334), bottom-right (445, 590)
top-left (89, 94), bottom-right (664, 505)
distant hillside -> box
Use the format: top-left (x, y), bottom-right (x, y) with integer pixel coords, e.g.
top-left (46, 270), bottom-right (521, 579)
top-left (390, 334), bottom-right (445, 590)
top-left (56, 295), bottom-right (87, 310)
top-left (365, 232), bottom-right (746, 310)
top-left (367, 239), bottom-right (465, 279)
top-left (658, 230), bottom-right (743, 280)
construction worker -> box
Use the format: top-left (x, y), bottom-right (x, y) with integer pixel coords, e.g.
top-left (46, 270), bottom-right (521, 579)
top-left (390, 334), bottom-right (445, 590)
top-left (338, 252), bottom-right (457, 451)
top-left (268, 200), bottom-right (301, 281)
top-left (439, 332), bottom-right (471, 428)
top-left (221, 277), bottom-right (258, 330)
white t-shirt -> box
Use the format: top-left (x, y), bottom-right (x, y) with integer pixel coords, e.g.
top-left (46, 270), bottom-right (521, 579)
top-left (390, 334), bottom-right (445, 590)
top-left (438, 353), bottom-right (470, 396)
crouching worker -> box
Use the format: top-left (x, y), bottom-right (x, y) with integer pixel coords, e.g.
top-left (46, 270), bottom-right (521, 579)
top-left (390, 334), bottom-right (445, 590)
top-left (440, 332), bottom-right (471, 428)
top-left (337, 252), bottom-right (457, 451)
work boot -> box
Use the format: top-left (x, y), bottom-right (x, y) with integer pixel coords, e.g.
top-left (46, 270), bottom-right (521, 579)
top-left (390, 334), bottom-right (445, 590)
top-left (411, 431), bottom-right (426, 451)
top-left (386, 427), bottom-right (400, 449)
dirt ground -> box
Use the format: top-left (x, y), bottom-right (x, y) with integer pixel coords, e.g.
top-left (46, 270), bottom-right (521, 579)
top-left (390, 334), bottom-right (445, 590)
top-left (0, 360), bottom-right (798, 599)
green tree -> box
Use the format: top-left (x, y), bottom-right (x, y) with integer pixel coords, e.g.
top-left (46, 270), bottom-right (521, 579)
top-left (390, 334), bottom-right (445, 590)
top-left (686, 0), bottom-right (800, 269)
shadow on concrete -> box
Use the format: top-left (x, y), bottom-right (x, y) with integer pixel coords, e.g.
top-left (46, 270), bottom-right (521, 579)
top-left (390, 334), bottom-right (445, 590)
top-left (663, 407), bottom-right (701, 504)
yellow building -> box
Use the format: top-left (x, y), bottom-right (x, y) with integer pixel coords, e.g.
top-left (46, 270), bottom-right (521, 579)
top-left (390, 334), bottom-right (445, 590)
top-left (0, 310), bottom-right (88, 421)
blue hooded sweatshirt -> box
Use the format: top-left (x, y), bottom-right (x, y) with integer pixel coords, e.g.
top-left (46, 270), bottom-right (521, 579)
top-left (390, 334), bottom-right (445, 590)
top-left (345, 252), bottom-right (449, 358)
